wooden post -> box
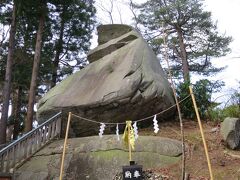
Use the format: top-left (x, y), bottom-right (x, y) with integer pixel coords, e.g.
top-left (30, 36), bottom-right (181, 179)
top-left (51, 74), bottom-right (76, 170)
top-left (189, 86), bottom-right (214, 180)
top-left (163, 26), bottom-right (186, 180)
top-left (59, 112), bottom-right (72, 180)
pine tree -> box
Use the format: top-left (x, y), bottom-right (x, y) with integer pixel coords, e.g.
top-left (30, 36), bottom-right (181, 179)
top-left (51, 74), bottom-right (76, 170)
top-left (134, 0), bottom-right (232, 83)
top-left (0, 0), bottom-right (96, 135)
top-left (49, 0), bottom-right (96, 87)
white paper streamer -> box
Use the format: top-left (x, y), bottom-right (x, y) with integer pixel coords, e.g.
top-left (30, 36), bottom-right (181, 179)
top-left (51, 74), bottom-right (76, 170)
top-left (153, 114), bottom-right (159, 134)
top-left (116, 123), bottom-right (120, 141)
top-left (99, 123), bottom-right (106, 138)
top-left (133, 121), bottom-right (138, 140)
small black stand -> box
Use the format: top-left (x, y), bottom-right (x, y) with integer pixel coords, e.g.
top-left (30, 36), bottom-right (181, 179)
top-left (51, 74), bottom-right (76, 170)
top-left (122, 161), bottom-right (143, 180)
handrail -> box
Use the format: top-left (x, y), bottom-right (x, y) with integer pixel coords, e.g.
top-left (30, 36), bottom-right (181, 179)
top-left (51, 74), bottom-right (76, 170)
top-left (0, 112), bottom-right (62, 154)
top-left (0, 112), bottom-right (62, 173)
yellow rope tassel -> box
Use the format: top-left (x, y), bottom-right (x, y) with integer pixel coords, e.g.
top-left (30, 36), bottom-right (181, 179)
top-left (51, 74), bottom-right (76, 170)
top-left (122, 121), bottom-right (135, 162)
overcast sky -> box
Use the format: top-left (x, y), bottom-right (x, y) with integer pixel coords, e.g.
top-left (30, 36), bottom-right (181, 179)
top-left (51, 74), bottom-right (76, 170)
top-left (204, 0), bottom-right (240, 102)
top-left (94, 0), bottom-right (240, 105)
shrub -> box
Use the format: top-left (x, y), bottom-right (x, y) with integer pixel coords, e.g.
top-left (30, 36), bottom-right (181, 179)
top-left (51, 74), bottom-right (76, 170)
top-left (221, 105), bottom-right (240, 119)
top-left (177, 79), bottom-right (224, 119)
top-left (207, 81), bottom-right (240, 122)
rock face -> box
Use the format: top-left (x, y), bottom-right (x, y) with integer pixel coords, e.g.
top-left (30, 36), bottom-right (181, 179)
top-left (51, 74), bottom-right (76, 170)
top-left (15, 135), bottom-right (182, 180)
top-left (37, 24), bottom-right (175, 136)
top-left (220, 117), bottom-right (240, 149)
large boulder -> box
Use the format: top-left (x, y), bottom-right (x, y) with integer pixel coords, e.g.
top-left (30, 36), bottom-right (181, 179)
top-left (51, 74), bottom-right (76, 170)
top-left (220, 117), bottom-right (240, 149)
top-left (37, 24), bottom-right (175, 136)
top-left (15, 135), bottom-right (182, 180)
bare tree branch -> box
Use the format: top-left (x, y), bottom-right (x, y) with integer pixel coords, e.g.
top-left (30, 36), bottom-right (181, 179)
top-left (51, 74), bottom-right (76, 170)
top-left (116, 2), bottom-right (123, 24)
top-left (96, 0), bottom-right (114, 24)
top-left (129, 0), bottom-right (139, 29)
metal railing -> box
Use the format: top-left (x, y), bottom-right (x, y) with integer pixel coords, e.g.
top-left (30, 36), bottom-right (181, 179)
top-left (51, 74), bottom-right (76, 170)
top-left (0, 112), bottom-right (62, 173)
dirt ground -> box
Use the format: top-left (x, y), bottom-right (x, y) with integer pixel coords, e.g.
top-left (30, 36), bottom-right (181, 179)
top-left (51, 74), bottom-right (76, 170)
top-left (138, 119), bottom-right (240, 180)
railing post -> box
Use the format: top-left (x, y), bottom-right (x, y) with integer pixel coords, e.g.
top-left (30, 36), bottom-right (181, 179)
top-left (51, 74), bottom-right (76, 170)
top-left (37, 128), bottom-right (41, 150)
top-left (5, 149), bottom-right (9, 172)
top-left (51, 120), bottom-right (56, 139)
top-left (0, 153), bottom-right (3, 172)
top-left (16, 141), bottom-right (20, 165)
top-left (12, 145), bottom-right (16, 170)
top-left (56, 117), bottom-right (62, 138)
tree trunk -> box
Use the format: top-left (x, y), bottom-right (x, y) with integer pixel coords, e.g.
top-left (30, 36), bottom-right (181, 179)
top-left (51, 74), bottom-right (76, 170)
top-left (25, 2), bottom-right (46, 132)
top-left (13, 86), bottom-right (22, 140)
top-left (176, 27), bottom-right (190, 83)
top-left (0, 3), bottom-right (17, 145)
top-left (51, 9), bottom-right (65, 87)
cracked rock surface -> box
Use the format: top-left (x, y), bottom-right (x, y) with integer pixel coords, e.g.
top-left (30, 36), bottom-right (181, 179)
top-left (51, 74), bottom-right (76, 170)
top-left (37, 24), bottom-right (175, 137)
top-left (15, 135), bottom-right (182, 180)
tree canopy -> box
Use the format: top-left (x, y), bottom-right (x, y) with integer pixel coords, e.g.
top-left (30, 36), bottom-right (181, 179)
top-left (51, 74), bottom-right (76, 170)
top-left (0, 0), bottom-right (96, 142)
top-left (134, 0), bottom-right (232, 83)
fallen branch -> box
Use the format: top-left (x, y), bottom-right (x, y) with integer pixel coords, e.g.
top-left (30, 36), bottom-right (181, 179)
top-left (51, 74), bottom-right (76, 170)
top-left (224, 150), bottom-right (240, 159)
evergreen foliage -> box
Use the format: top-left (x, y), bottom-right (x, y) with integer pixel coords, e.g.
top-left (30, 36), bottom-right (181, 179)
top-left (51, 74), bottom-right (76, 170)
top-left (133, 0), bottom-right (232, 82)
top-left (177, 79), bottom-right (224, 119)
top-left (0, 0), bottom-right (96, 140)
